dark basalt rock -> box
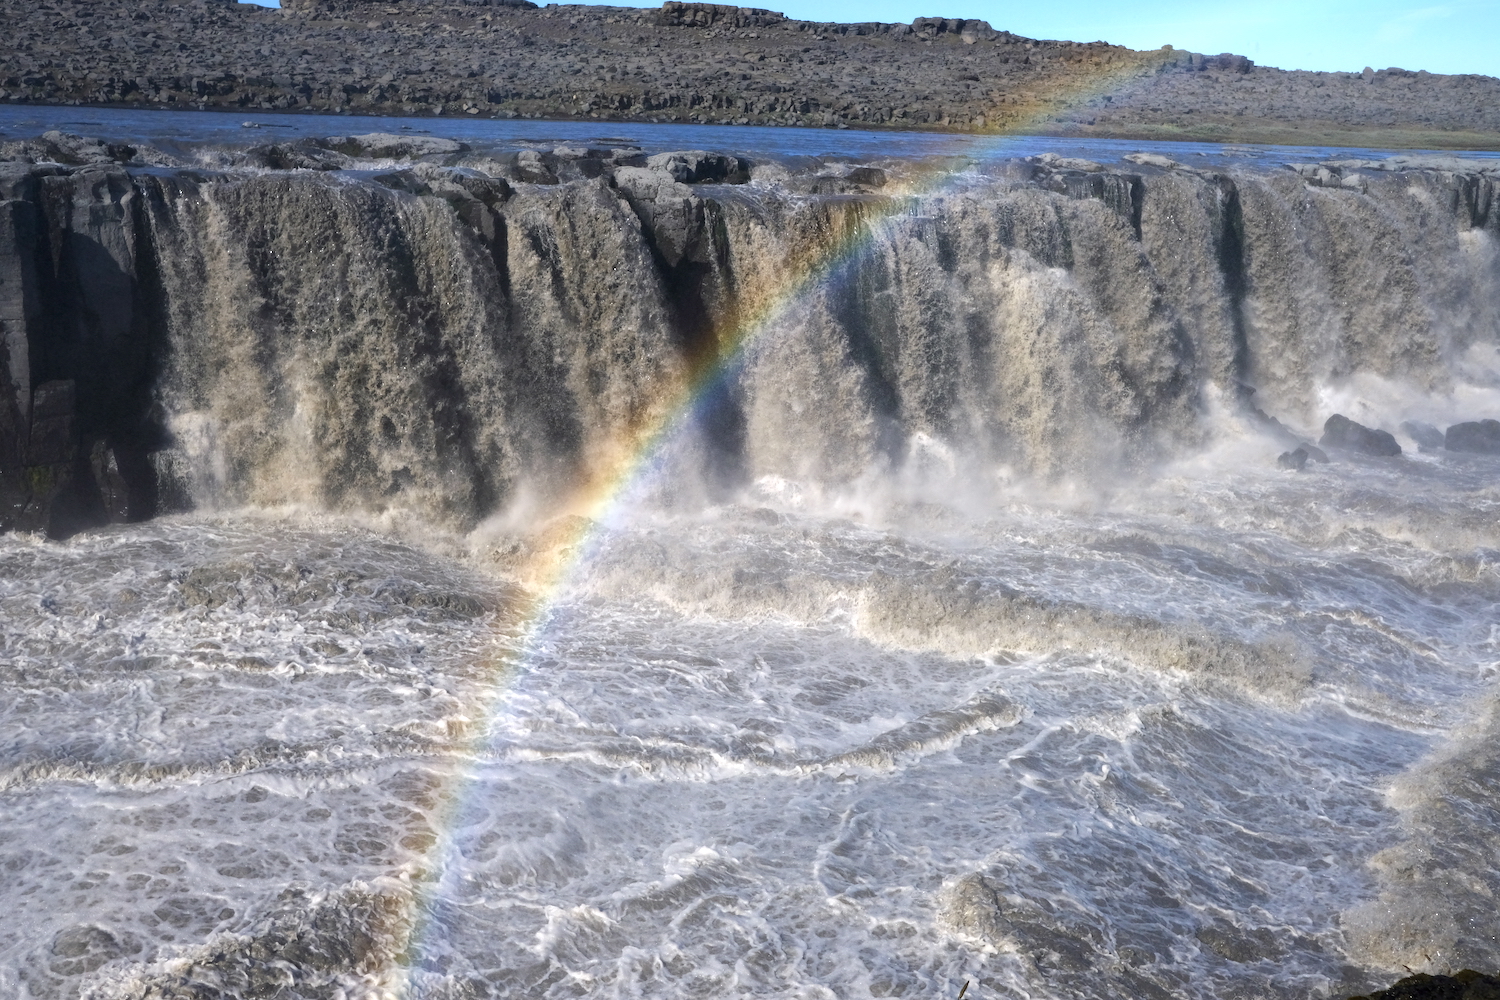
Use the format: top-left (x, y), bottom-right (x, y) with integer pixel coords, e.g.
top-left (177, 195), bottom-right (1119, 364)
top-left (243, 141), bottom-right (350, 172)
top-left (1445, 419), bottom-right (1500, 454)
top-left (1276, 447), bottom-right (1308, 471)
top-left (1345, 969), bottom-right (1500, 1000)
top-left (657, 1), bottom-right (787, 27)
top-left (1402, 419), bottom-right (1446, 452)
top-left (1320, 414), bottom-right (1402, 457)
top-left (644, 150), bottom-right (750, 184)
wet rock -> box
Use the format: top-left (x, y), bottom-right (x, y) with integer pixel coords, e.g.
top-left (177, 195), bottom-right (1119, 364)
top-left (1124, 152), bottom-right (1188, 170)
top-left (323, 133), bottom-right (468, 159)
top-left (1035, 151), bottom-right (1106, 173)
top-left (34, 131), bottom-right (137, 166)
top-left (1445, 419), bottom-right (1500, 454)
top-left (644, 150), bottom-right (749, 184)
top-left (1344, 969), bottom-right (1500, 1000)
top-left (26, 380), bottom-right (77, 467)
top-left (512, 148), bottom-right (558, 184)
top-left (48, 924), bottom-right (139, 977)
top-left (88, 441), bottom-right (131, 522)
top-left (112, 882), bottom-right (413, 998)
top-left (1401, 420), bottom-right (1446, 452)
top-left (795, 164), bottom-right (890, 194)
top-left (243, 141), bottom-right (350, 171)
top-left (612, 165), bottom-right (706, 266)
top-left (1300, 443), bottom-right (1329, 463)
top-left (1277, 447), bottom-right (1308, 471)
top-left (370, 170), bottom-right (433, 196)
top-left (1195, 922), bottom-right (1284, 963)
top-left (1320, 414), bottom-right (1401, 457)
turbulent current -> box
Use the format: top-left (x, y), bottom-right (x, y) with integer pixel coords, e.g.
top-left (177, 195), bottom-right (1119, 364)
top-left (1, 114), bottom-right (1499, 1000)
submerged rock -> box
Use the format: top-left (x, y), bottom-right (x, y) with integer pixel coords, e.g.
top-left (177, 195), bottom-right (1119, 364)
top-left (1320, 414), bottom-right (1402, 457)
top-left (1445, 419), bottom-right (1500, 454)
top-left (1276, 447), bottom-right (1308, 471)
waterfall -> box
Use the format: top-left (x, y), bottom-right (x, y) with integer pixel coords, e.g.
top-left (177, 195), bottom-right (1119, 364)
top-left (2, 155), bottom-right (1496, 533)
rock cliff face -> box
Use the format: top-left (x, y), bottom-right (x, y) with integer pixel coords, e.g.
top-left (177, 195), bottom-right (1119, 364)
top-left (1, 143), bottom-right (1497, 536)
top-left (4, 0), bottom-right (1500, 147)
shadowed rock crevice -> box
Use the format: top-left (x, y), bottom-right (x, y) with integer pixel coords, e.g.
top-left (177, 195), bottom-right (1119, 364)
top-left (0, 167), bottom-right (167, 536)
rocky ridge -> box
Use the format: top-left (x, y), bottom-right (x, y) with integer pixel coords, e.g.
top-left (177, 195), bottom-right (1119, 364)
top-left (6, 0), bottom-right (1500, 147)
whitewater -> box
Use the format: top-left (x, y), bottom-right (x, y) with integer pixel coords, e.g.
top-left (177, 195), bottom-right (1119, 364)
top-left (1, 108), bottom-right (1499, 1000)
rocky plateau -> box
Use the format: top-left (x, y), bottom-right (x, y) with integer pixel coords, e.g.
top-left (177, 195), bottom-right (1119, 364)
top-left (5, 0), bottom-right (1500, 148)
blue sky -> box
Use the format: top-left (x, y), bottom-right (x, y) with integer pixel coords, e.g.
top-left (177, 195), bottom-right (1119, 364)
top-left (240, 0), bottom-right (1498, 77)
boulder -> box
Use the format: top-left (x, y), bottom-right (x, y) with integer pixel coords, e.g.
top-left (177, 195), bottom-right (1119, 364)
top-left (323, 133), bottom-right (468, 160)
top-left (612, 166), bottom-right (703, 266)
top-left (644, 150), bottom-right (749, 184)
top-left (1444, 419), bottom-right (1500, 454)
top-left (1320, 414), bottom-right (1401, 456)
top-left (38, 130), bottom-right (137, 165)
top-left (512, 149), bottom-right (559, 185)
top-left (1203, 52), bottom-right (1254, 74)
top-left (242, 142), bottom-right (349, 171)
top-left (959, 19), bottom-right (997, 43)
top-left (798, 166), bottom-right (889, 194)
top-left (0, 131), bottom-right (143, 167)
top-left (1036, 152), bottom-right (1106, 173)
top-left (1124, 152), bottom-right (1187, 170)
top-left (1400, 420), bottom-right (1446, 452)
top-left (1277, 447), bottom-right (1308, 471)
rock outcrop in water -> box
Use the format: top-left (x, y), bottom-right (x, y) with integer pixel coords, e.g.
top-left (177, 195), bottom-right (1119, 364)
top-left (1320, 414), bottom-right (1402, 457)
top-left (1, 139), bottom-right (1498, 536)
top-left (1445, 419), bottom-right (1500, 454)
top-left (3, 0), bottom-right (1500, 147)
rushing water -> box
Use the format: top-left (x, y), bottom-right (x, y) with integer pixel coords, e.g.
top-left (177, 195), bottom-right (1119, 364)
top-left (1, 110), bottom-right (1499, 999)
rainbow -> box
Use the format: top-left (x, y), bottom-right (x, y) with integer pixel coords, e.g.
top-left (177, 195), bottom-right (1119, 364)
top-left (389, 51), bottom-right (1178, 993)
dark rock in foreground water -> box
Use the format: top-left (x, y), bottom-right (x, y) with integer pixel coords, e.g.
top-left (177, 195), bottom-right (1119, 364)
top-left (1301, 443), bottom-right (1329, 463)
top-left (1321, 414), bottom-right (1402, 457)
top-left (1401, 420), bottom-right (1446, 452)
top-left (1277, 447), bottom-right (1309, 471)
top-left (1346, 969), bottom-right (1500, 1000)
top-left (1445, 419), bottom-right (1500, 454)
